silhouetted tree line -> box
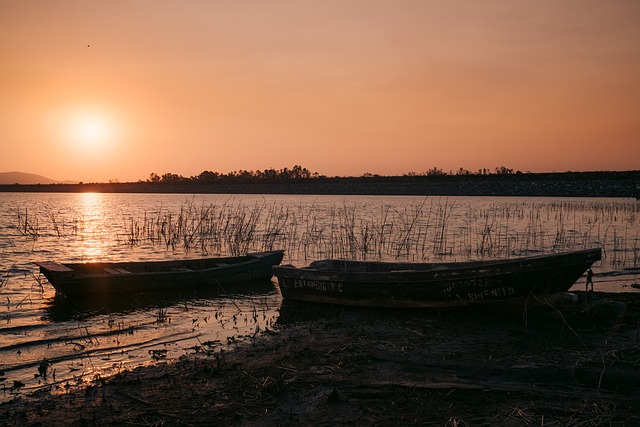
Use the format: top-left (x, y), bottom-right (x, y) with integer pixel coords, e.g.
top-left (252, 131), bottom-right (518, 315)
top-left (403, 166), bottom-right (522, 177)
top-left (143, 165), bottom-right (524, 184)
top-left (145, 165), bottom-right (320, 184)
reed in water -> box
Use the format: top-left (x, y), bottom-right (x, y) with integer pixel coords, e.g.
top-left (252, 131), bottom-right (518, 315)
top-left (12, 197), bottom-right (640, 270)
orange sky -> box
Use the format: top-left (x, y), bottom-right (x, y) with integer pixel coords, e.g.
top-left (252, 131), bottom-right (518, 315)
top-left (1, 1), bottom-right (639, 182)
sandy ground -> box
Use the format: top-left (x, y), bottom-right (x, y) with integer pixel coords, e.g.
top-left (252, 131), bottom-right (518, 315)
top-left (2, 291), bottom-right (640, 426)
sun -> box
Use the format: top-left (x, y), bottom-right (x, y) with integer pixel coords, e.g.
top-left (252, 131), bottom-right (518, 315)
top-left (79, 120), bottom-right (103, 141)
top-left (70, 114), bottom-right (112, 151)
top-left (66, 111), bottom-right (117, 155)
top-left (47, 104), bottom-right (124, 166)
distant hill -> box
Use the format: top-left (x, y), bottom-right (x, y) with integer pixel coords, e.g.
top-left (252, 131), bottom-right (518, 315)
top-left (0, 171), bottom-right (60, 185)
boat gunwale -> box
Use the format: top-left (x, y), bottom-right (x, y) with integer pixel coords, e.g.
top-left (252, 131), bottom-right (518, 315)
top-left (36, 250), bottom-right (284, 277)
top-left (273, 248), bottom-right (602, 281)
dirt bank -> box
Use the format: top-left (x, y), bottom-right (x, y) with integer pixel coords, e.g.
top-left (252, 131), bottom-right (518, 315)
top-left (2, 291), bottom-right (640, 426)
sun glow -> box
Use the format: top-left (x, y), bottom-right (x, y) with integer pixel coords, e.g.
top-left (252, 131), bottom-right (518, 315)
top-left (71, 114), bottom-right (111, 150)
top-left (43, 103), bottom-right (131, 180)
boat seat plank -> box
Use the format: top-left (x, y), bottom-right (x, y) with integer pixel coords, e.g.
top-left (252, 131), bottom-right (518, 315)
top-left (104, 267), bottom-right (131, 274)
top-left (36, 261), bottom-right (73, 272)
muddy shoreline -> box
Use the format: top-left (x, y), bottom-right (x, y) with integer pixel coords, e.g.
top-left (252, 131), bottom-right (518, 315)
top-left (2, 291), bottom-right (640, 426)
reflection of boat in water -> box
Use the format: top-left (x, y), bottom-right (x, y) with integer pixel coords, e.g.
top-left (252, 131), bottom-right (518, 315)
top-left (35, 251), bottom-right (284, 298)
top-left (273, 249), bottom-right (601, 308)
top-left (46, 279), bottom-right (279, 322)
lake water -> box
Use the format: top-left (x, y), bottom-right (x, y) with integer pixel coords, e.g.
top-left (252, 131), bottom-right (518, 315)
top-left (1, 192), bottom-right (639, 401)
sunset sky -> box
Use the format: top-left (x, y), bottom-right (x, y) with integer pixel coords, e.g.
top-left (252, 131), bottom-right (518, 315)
top-left (1, 1), bottom-right (639, 182)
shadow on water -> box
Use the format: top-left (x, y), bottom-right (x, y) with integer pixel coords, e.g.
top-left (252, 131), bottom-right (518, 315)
top-left (277, 291), bottom-right (640, 333)
top-left (275, 299), bottom-right (499, 326)
top-left (44, 279), bottom-right (279, 322)
top-left (276, 297), bottom-right (573, 327)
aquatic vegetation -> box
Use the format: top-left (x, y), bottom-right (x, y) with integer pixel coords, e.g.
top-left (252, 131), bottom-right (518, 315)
top-left (9, 196), bottom-right (640, 271)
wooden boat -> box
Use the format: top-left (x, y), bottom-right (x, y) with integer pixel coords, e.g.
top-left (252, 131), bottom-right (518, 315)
top-left (35, 250), bottom-right (284, 298)
top-left (273, 249), bottom-right (601, 308)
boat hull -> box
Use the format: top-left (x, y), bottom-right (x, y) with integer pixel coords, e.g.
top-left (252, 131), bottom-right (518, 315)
top-left (36, 251), bottom-right (284, 298)
top-left (273, 249), bottom-right (601, 308)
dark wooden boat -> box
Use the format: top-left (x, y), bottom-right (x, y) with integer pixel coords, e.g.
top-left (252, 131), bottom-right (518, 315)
top-left (273, 249), bottom-right (601, 308)
top-left (35, 250), bottom-right (284, 298)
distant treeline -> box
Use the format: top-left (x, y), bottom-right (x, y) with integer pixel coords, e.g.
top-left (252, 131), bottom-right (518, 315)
top-left (144, 165), bottom-right (317, 184)
top-left (141, 165), bottom-right (521, 184)
top-left (3, 169), bottom-right (639, 197)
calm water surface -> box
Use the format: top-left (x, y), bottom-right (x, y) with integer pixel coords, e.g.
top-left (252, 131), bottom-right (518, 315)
top-left (1, 192), bottom-right (639, 401)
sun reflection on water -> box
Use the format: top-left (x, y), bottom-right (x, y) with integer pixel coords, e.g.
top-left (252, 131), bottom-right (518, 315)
top-left (76, 192), bottom-right (110, 262)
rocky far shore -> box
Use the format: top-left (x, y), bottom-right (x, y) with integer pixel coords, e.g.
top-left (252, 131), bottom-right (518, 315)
top-left (2, 171), bottom-right (640, 197)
